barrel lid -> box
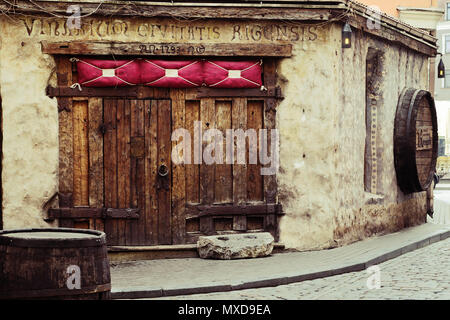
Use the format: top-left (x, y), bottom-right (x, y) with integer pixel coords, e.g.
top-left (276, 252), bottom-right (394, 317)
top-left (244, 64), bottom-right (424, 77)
top-left (0, 228), bottom-right (106, 248)
top-left (394, 87), bottom-right (438, 194)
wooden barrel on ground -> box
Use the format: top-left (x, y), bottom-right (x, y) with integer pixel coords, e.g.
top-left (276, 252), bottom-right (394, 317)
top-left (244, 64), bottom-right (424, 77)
top-left (394, 88), bottom-right (438, 194)
top-left (0, 228), bottom-right (111, 300)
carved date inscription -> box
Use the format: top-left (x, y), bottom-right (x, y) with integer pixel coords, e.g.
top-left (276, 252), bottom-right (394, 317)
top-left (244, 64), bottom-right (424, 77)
top-left (139, 44), bottom-right (205, 55)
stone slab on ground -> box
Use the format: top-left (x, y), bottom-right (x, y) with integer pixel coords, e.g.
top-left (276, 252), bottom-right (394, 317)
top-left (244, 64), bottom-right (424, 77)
top-left (110, 223), bottom-right (450, 299)
top-left (197, 232), bottom-right (274, 259)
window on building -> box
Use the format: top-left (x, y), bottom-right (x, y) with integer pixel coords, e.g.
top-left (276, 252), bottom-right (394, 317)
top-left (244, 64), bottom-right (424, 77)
top-left (446, 35), bottom-right (450, 53)
top-left (447, 3), bottom-right (450, 20)
top-left (445, 70), bottom-right (450, 88)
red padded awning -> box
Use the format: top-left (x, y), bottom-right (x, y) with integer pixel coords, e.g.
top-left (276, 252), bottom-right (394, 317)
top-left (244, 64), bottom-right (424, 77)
top-left (72, 58), bottom-right (263, 89)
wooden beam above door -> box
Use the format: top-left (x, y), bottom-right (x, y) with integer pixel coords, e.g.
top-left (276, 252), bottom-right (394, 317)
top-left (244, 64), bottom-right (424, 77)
top-left (41, 41), bottom-right (292, 57)
top-left (46, 85), bottom-right (284, 100)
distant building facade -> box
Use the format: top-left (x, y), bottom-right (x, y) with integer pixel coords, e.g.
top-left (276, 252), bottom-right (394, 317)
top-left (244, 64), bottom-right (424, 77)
top-left (439, 136), bottom-right (446, 156)
top-left (436, 2), bottom-right (450, 101)
top-left (358, 0), bottom-right (440, 18)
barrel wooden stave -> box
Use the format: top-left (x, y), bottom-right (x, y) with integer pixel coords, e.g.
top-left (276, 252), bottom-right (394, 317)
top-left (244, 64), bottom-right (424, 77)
top-left (0, 228), bottom-right (111, 300)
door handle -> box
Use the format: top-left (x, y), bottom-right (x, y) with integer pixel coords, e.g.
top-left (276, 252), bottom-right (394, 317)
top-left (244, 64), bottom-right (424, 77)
top-left (158, 164), bottom-right (169, 177)
top-left (156, 164), bottom-right (169, 191)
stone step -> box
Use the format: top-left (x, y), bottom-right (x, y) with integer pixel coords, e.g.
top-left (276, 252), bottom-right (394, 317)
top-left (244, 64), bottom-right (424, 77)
top-left (197, 232), bottom-right (275, 259)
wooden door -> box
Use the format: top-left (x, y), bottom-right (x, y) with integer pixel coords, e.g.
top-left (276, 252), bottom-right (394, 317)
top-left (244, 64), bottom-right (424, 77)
top-left (170, 90), bottom-right (281, 244)
top-left (50, 57), bottom-right (282, 246)
top-left (180, 98), bottom-right (268, 241)
top-left (103, 98), bottom-right (172, 246)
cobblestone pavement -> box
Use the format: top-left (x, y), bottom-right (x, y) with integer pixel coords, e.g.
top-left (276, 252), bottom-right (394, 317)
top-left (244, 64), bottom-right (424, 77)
top-left (150, 237), bottom-right (450, 300)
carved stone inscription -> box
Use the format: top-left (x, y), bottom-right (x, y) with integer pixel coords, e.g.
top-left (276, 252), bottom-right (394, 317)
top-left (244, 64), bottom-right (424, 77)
top-left (22, 18), bottom-right (320, 43)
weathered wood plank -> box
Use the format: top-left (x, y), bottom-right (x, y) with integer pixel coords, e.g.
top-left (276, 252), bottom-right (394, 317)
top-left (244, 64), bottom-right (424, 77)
top-left (116, 99), bottom-right (131, 245)
top-left (145, 100), bottom-right (158, 245)
top-left (247, 216), bottom-right (265, 231)
top-left (48, 208), bottom-right (140, 219)
top-left (200, 98), bottom-right (216, 205)
top-left (72, 100), bottom-right (89, 208)
top-left (48, 86), bottom-right (138, 98)
top-left (185, 203), bottom-right (283, 219)
top-left (199, 98), bottom-right (215, 235)
top-left (42, 41), bottom-right (293, 57)
top-left (214, 218), bottom-right (233, 231)
top-left (130, 99), bottom-right (145, 245)
top-left (232, 97), bottom-right (248, 205)
top-left (171, 89), bottom-right (186, 244)
top-left (263, 60), bottom-right (278, 204)
top-left (58, 193), bottom-right (73, 208)
top-left (196, 87), bottom-right (283, 98)
top-left (136, 87), bottom-right (153, 100)
top-left (185, 100), bottom-right (200, 204)
top-left (88, 97), bottom-right (104, 232)
top-left (57, 192), bottom-right (74, 228)
top-left (16, 3), bottom-right (334, 21)
top-left (106, 208), bottom-right (139, 219)
top-left (104, 99), bottom-right (118, 245)
top-left (153, 88), bottom-right (171, 99)
top-left (232, 97), bottom-right (248, 232)
top-left (56, 57), bottom-right (73, 196)
top-left (262, 60), bottom-right (278, 240)
top-left (56, 56), bottom-right (74, 229)
top-left (247, 100), bottom-right (264, 202)
top-left (157, 99), bottom-right (172, 244)
top-left (47, 86), bottom-right (283, 99)
top-left (214, 100), bottom-right (232, 204)
top-left (186, 218), bottom-right (200, 233)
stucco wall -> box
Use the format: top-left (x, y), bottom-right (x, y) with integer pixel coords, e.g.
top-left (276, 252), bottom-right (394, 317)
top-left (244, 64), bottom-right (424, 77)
top-left (0, 15), bottom-right (432, 250)
top-left (0, 18), bottom-right (59, 229)
top-left (277, 24), bottom-right (430, 250)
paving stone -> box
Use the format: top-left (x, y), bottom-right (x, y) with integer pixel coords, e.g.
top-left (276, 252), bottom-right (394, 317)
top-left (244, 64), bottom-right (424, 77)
top-left (149, 237), bottom-right (450, 300)
top-left (111, 223), bottom-right (450, 299)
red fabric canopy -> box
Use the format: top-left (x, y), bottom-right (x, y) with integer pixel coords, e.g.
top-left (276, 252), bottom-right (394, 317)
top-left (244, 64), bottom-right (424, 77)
top-left (73, 58), bottom-right (263, 89)
top-left (141, 60), bottom-right (203, 88)
top-left (75, 58), bottom-right (141, 87)
top-left (203, 60), bottom-right (262, 88)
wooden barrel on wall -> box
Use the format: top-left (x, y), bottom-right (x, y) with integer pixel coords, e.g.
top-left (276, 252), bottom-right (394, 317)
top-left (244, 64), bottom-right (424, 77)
top-left (394, 88), bottom-right (438, 194)
top-left (0, 228), bottom-right (111, 300)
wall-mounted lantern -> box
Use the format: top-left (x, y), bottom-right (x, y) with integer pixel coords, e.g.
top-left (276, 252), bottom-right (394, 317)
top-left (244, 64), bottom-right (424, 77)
top-left (342, 21), bottom-right (352, 48)
top-left (438, 56), bottom-right (445, 79)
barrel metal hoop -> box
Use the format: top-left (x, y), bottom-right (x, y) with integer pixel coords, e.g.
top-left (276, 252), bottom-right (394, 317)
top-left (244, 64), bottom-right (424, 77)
top-left (0, 228), bottom-right (107, 248)
top-left (406, 89), bottom-right (423, 192)
top-left (0, 283), bottom-right (111, 300)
